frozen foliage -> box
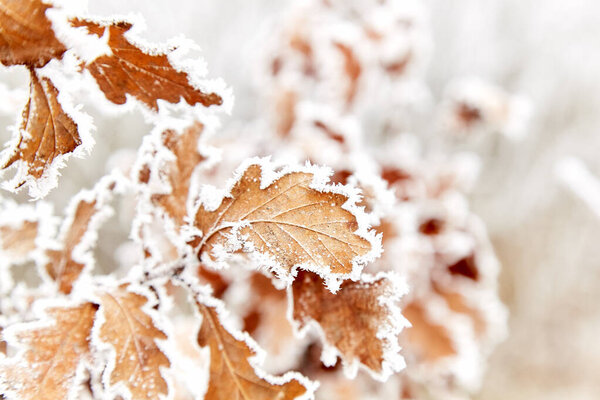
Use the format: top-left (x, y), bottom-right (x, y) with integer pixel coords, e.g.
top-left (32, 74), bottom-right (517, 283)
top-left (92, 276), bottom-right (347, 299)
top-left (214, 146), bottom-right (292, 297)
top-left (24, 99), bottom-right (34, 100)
top-left (0, 0), bottom-right (514, 399)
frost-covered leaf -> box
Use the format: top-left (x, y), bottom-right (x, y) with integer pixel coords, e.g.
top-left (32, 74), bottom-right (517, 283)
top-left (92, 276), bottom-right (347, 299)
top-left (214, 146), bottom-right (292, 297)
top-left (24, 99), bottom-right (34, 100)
top-left (1, 70), bottom-right (81, 190)
top-left (44, 177), bottom-right (116, 294)
top-left (139, 122), bottom-right (206, 227)
top-left (70, 18), bottom-right (223, 111)
top-left (192, 160), bottom-right (379, 290)
top-left (94, 284), bottom-right (170, 400)
top-left (0, 302), bottom-right (97, 400)
top-left (196, 298), bottom-right (312, 400)
top-left (0, 215), bottom-right (38, 260)
top-left (0, 0), bottom-right (66, 67)
top-left (291, 270), bottom-right (407, 380)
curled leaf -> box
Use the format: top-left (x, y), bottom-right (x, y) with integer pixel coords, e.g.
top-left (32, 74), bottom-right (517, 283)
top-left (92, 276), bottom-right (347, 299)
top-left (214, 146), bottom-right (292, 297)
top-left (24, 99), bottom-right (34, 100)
top-left (71, 18), bottom-right (223, 111)
top-left (1, 70), bottom-right (82, 193)
top-left (0, 302), bottom-right (97, 400)
top-left (140, 123), bottom-right (206, 227)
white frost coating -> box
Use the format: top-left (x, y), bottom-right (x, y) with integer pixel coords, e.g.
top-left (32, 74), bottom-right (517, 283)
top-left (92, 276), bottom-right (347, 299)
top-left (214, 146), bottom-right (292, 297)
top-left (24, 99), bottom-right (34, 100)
top-left (0, 64), bottom-right (95, 199)
top-left (85, 277), bottom-right (174, 400)
top-left (191, 156), bottom-right (383, 293)
top-left (175, 274), bottom-right (318, 400)
top-left (287, 271), bottom-right (410, 382)
top-left (45, 4), bottom-right (112, 63)
top-left (556, 157), bottom-right (600, 219)
top-left (0, 296), bottom-right (95, 400)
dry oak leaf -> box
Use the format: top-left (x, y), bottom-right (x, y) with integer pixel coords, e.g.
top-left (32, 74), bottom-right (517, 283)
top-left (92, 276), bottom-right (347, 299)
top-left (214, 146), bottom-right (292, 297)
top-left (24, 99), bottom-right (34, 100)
top-left (0, 302), bottom-right (97, 400)
top-left (70, 18), bottom-right (222, 111)
top-left (0, 0), bottom-right (66, 67)
top-left (197, 299), bottom-right (312, 400)
top-left (45, 177), bottom-right (116, 294)
top-left (95, 284), bottom-right (170, 400)
top-left (144, 123), bottom-right (206, 227)
top-left (291, 270), bottom-right (407, 380)
top-left (192, 160), bottom-right (379, 291)
top-left (2, 69), bottom-right (81, 183)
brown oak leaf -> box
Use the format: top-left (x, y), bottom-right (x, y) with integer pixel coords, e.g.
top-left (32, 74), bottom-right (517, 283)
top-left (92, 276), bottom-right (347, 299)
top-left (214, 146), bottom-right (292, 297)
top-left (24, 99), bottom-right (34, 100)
top-left (45, 178), bottom-right (116, 294)
top-left (0, 302), bottom-right (97, 400)
top-left (2, 69), bottom-right (80, 182)
top-left (71, 18), bottom-right (223, 111)
top-left (95, 284), bottom-right (170, 400)
top-left (0, 0), bottom-right (66, 67)
top-left (291, 270), bottom-right (406, 379)
top-left (148, 123), bottom-right (206, 226)
top-left (197, 299), bottom-right (310, 400)
top-left (192, 162), bottom-right (376, 287)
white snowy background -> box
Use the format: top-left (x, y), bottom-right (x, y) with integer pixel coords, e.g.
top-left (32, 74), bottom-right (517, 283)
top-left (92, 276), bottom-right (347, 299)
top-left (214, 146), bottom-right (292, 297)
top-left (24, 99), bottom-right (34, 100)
top-left (1, 0), bottom-right (600, 398)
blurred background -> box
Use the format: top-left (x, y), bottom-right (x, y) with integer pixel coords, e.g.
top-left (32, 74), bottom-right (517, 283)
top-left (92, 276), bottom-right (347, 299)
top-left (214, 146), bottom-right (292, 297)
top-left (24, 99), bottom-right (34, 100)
top-left (2, 0), bottom-right (600, 398)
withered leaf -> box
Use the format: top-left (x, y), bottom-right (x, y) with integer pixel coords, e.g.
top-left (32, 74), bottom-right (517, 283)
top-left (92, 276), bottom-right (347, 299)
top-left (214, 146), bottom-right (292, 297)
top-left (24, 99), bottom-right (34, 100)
top-left (96, 285), bottom-right (170, 400)
top-left (0, 220), bottom-right (38, 259)
top-left (71, 19), bottom-right (222, 111)
top-left (291, 270), bottom-right (404, 377)
top-left (45, 178), bottom-right (115, 294)
top-left (197, 301), bottom-right (309, 400)
top-left (149, 123), bottom-right (205, 226)
top-left (45, 198), bottom-right (98, 294)
top-left (0, 0), bottom-right (66, 67)
top-left (193, 163), bottom-right (374, 284)
top-left (402, 302), bottom-right (456, 362)
top-left (0, 302), bottom-right (97, 400)
top-left (2, 69), bottom-right (81, 182)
